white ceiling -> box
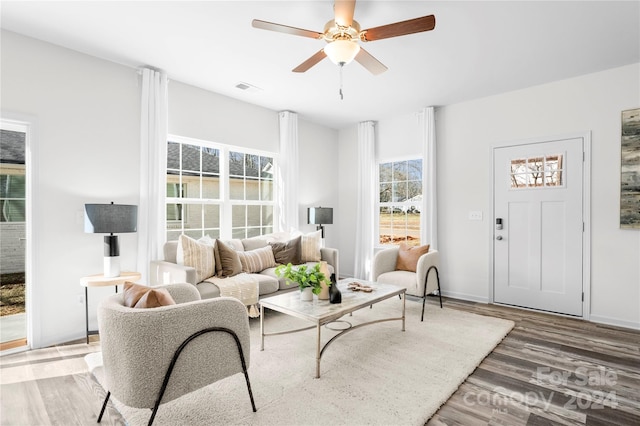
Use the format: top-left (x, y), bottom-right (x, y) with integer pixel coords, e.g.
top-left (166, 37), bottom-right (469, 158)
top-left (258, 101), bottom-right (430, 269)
top-left (2, 1), bottom-right (639, 129)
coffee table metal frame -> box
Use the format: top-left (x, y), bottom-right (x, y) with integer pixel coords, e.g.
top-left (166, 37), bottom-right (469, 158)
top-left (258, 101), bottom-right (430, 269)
top-left (259, 280), bottom-right (406, 378)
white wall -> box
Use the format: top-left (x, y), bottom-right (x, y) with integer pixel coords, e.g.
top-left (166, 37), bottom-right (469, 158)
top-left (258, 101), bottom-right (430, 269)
top-left (338, 63), bottom-right (640, 329)
top-left (1, 31), bottom-right (141, 347)
top-left (169, 81), bottom-right (340, 247)
top-left (297, 120), bottom-right (340, 250)
top-left (1, 31), bottom-right (341, 347)
top-left (169, 81), bottom-right (280, 152)
top-left (337, 126), bottom-right (359, 278)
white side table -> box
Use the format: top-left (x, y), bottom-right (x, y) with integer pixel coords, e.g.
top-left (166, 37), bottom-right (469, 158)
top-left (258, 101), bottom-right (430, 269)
top-left (80, 271), bottom-right (141, 344)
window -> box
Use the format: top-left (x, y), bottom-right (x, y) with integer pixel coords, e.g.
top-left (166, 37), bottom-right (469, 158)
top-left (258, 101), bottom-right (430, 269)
top-left (0, 129), bottom-right (26, 223)
top-left (229, 151), bottom-right (274, 238)
top-left (165, 136), bottom-right (276, 242)
top-left (510, 154), bottom-right (564, 189)
top-left (378, 159), bottom-right (422, 246)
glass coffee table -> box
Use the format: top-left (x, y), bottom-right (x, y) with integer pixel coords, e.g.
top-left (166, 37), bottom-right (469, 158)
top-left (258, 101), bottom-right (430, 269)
top-left (259, 279), bottom-right (406, 378)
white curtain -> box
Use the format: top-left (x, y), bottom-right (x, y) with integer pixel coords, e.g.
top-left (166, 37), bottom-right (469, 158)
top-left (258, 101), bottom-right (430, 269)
top-left (137, 68), bottom-right (168, 283)
top-left (418, 106), bottom-right (438, 249)
top-left (354, 121), bottom-right (376, 280)
top-left (278, 111), bottom-right (299, 232)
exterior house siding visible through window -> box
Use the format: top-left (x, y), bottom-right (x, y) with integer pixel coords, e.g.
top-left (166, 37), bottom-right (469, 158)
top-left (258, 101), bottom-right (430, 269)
top-left (165, 136), bottom-right (276, 241)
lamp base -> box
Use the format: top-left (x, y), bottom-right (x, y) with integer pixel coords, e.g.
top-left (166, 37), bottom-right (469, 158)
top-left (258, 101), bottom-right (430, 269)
top-left (104, 256), bottom-right (121, 278)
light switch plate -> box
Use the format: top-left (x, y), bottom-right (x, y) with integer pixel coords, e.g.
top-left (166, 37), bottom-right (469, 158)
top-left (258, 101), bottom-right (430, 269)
top-left (468, 211), bottom-right (483, 221)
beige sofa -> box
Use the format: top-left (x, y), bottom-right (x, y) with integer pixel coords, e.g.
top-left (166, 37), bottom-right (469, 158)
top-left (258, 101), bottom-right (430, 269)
top-left (150, 231), bottom-right (339, 300)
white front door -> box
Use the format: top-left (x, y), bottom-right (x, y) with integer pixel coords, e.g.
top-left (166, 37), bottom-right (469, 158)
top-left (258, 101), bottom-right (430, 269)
top-left (493, 137), bottom-right (584, 316)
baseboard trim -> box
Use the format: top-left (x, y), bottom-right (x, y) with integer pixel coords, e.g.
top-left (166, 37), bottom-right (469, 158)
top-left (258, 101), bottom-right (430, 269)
top-left (589, 315), bottom-right (640, 331)
top-left (441, 291), bottom-right (489, 304)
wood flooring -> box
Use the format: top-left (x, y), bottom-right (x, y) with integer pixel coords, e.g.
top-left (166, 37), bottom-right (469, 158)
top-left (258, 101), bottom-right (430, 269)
top-left (1, 297), bottom-right (638, 426)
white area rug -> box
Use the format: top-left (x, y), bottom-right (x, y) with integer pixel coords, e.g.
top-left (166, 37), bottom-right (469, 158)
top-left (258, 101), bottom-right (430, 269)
top-left (86, 298), bottom-right (514, 426)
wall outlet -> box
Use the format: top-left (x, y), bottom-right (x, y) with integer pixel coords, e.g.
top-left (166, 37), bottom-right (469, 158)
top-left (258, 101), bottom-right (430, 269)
top-left (77, 294), bottom-right (85, 305)
top-left (468, 211), bottom-right (483, 221)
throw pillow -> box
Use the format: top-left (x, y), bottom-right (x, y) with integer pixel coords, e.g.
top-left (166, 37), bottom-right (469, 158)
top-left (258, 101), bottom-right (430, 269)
top-left (123, 282), bottom-right (176, 309)
top-left (237, 245), bottom-right (277, 273)
top-left (395, 243), bottom-right (430, 273)
top-left (178, 234), bottom-right (216, 282)
top-left (301, 230), bottom-right (322, 262)
top-left (241, 237), bottom-right (269, 251)
top-left (215, 239), bottom-right (243, 277)
top-left (270, 236), bottom-right (302, 265)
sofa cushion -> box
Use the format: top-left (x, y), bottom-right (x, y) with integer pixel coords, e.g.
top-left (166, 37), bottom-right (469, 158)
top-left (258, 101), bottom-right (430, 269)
top-left (300, 230), bottom-right (322, 262)
top-left (123, 282), bottom-right (176, 309)
top-left (270, 236), bottom-right (302, 265)
top-left (215, 239), bottom-right (243, 277)
top-left (242, 237), bottom-right (269, 251)
top-left (395, 243), bottom-right (430, 273)
top-left (249, 273), bottom-right (280, 295)
top-left (177, 234), bottom-right (216, 282)
top-left (225, 239), bottom-right (244, 252)
top-left (237, 245), bottom-right (277, 273)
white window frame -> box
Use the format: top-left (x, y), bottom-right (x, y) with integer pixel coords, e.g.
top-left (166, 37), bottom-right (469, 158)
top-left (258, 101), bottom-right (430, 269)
top-left (376, 156), bottom-right (423, 247)
top-left (166, 134), bottom-right (278, 241)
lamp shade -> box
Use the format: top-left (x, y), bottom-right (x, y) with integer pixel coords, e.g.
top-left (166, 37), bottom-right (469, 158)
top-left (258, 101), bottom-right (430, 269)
top-left (308, 207), bottom-right (333, 225)
top-left (324, 40), bottom-right (360, 65)
top-left (84, 203), bottom-right (138, 234)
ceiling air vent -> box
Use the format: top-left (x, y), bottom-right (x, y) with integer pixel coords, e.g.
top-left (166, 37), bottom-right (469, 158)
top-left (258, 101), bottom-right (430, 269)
top-left (235, 82), bottom-right (262, 93)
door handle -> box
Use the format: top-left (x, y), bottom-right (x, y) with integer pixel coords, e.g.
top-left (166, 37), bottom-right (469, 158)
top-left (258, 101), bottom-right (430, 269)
top-left (496, 236), bottom-right (503, 240)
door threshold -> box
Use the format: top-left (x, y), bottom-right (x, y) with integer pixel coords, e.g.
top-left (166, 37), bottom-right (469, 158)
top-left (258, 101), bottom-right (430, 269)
top-left (1, 338), bottom-right (28, 353)
top-left (492, 302), bottom-right (583, 319)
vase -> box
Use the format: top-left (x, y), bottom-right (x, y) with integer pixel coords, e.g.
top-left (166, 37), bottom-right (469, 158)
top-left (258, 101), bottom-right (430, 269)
top-left (329, 273), bottom-right (341, 304)
top-left (300, 286), bottom-right (313, 301)
top-left (318, 261), bottom-right (330, 300)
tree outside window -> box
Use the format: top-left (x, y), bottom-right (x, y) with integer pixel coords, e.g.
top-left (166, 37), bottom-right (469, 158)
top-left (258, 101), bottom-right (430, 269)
top-left (378, 159), bottom-right (422, 246)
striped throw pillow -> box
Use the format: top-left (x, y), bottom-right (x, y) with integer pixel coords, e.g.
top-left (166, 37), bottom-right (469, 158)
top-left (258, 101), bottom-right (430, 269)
top-left (238, 245), bottom-right (277, 273)
top-left (301, 230), bottom-right (322, 262)
top-left (178, 234), bottom-right (216, 282)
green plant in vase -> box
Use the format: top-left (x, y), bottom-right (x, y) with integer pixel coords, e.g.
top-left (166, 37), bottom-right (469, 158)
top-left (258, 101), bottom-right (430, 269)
top-left (275, 263), bottom-right (329, 296)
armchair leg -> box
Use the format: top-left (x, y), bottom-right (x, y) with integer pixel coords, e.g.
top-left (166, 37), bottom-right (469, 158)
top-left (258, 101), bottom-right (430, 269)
top-left (436, 270), bottom-right (443, 309)
top-left (97, 391), bottom-right (110, 423)
top-left (421, 266), bottom-right (442, 322)
top-left (148, 327), bottom-right (257, 426)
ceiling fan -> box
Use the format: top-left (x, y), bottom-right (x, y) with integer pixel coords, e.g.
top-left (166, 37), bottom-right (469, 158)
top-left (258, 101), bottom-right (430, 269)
top-left (252, 0), bottom-right (436, 75)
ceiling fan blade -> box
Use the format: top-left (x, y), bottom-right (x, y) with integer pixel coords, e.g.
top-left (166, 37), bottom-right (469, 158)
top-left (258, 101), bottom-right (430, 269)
top-left (334, 0), bottom-right (356, 27)
top-left (354, 47), bottom-right (388, 75)
top-left (361, 15), bottom-right (436, 41)
top-left (252, 19), bottom-right (323, 39)
top-left (292, 49), bottom-right (327, 73)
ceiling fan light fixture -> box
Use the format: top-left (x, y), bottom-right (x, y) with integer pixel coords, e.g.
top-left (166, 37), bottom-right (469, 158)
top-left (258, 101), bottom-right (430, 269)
top-left (324, 39), bottom-right (360, 66)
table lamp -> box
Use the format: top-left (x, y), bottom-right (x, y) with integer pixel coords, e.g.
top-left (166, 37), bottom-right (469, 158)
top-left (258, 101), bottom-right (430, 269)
top-left (308, 207), bottom-right (333, 238)
top-left (84, 202), bottom-right (138, 277)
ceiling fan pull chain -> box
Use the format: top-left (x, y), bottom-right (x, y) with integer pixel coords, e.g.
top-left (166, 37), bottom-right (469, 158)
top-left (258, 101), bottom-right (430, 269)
top-left (339, 64), bottom-right (344, 100)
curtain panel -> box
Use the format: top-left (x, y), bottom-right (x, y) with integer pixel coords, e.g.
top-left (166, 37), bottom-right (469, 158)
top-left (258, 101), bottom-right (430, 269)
top-left (354, 121), bottom-right (376, 280)
top-left (418, 106), bottom-right (438, 249)
top-left (278, 111), bottom-right (299, 233)
top-left (137, 68), bottom-right (168, 282)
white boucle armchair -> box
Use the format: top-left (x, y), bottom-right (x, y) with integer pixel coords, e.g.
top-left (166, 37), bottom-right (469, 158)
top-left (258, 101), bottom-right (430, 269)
top-left (96, 283), bottom-right (256, 425)
top-left (372, 247), bottom-right (442, 321)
